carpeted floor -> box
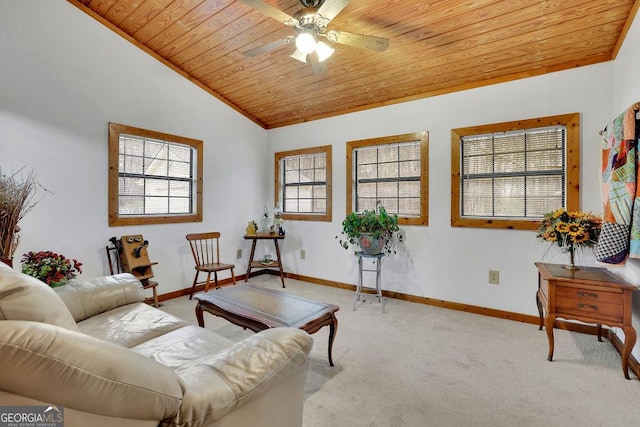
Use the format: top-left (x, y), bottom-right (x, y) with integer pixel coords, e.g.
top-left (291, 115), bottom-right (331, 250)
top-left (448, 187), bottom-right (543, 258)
top-left (161, 276), bottom-right (640, 427)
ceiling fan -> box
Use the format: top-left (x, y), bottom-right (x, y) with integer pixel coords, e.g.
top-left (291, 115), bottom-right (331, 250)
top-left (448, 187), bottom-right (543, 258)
top-left (240, 0), bottom-right (389, 74)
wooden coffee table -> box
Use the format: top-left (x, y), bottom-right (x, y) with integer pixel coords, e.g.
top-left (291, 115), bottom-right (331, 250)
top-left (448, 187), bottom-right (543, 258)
top-left (195, 283), bottom-right (339, 366)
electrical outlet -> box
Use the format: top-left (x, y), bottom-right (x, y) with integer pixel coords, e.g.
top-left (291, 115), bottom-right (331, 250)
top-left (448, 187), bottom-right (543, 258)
top-left (236, 249), bottom-right (242, 259)
top-left (300, 249), bottom-right (306, 260)
top-left (489, 270), bottom-right (500, 285)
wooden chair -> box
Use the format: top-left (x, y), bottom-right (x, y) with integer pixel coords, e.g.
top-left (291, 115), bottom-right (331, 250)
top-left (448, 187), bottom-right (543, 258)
top-left (186, 232), bottom-right (236, 299)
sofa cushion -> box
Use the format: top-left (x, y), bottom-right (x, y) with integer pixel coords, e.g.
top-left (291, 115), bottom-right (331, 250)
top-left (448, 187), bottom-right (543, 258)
top-left (165, 328), bottom-right (313, 426)
top-left (0, 266), bottom-right (78, 331)
top-left (0, 320), bottom-right (184, 421)
top-left (55, 273), bottom-right (145, 322)
top-left (78, 302), bottom-right (188, 348)
top-left (131, 324), bottom-right (236, 368)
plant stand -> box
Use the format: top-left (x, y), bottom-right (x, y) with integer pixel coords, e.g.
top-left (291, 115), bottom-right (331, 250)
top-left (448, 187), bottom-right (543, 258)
top-left (353, 252), bottom-right (384, 312)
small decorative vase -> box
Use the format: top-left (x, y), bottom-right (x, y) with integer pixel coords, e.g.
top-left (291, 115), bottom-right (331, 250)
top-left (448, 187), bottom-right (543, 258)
top-left (245, 221), bottom-right (256, 235)
top-left (564, 244), bottom-right (578, 270)
top-left (0, 258), bottom-right (13, 268)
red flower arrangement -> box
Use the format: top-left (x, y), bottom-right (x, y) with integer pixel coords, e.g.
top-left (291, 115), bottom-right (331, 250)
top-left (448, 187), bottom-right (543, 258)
top-left (21, 251), bottom-right (82, 287)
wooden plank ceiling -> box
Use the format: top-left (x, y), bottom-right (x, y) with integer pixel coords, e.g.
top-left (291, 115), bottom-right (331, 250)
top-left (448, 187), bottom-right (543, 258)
top-left (68, 0), bottom-right (639, 129)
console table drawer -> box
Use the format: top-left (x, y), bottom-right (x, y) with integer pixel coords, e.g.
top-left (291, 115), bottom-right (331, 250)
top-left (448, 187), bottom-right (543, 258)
top-left (555, 286), bottom-right (622, 322)
top-left (556, 285), bottom-right (621, 303)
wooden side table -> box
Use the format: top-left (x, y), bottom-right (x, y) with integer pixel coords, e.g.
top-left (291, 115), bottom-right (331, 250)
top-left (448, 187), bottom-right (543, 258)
top-left (535, 262), bottom-right (638, 379)
top-left (244, 233), bottom-right (285, 288)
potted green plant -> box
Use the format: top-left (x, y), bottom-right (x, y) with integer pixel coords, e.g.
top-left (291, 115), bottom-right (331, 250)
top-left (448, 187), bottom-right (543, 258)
top-left (337, 206), bottom-right (402, 255)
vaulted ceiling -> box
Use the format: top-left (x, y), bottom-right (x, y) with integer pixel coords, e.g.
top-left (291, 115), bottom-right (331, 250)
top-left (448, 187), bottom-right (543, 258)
top-left (68, 0), bottom-right (639, 129)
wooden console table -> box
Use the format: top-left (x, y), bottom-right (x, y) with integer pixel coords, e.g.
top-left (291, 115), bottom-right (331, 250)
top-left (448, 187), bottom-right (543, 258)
top-left (535, 262), bottom-right (638, 379)
top-left (244, 233), bottom-right (285, 287)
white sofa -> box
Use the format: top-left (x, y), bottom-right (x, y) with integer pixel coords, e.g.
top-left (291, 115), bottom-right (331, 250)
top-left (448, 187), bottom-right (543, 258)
top-left (0, 262), bottom-right (313, 427)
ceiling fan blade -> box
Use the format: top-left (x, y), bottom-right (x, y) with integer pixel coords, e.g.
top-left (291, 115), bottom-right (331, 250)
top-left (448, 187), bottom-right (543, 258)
top-left (316, 0), bottom-right (350, 25)
top-left (239, 0), bottom-right (299, 26)
top-left (290, 48), bottom-right (308, 63)
top-left (325, 29), bottom-right (389, 52)
top-left (308, 52), bottom-right (327, 75)
top-left (243, 36), bottom-right (294, 57)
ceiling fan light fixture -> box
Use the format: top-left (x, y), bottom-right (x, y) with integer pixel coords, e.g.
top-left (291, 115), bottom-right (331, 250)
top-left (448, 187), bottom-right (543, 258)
top-left (290, 48), bottom-right (308, 63)
top-left (295, 32), bottom-right (316, 54)
top-left (315, 41), bottom-right (334, 62)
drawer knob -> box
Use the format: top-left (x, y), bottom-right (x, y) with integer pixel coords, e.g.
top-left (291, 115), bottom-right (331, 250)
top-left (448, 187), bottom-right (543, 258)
top-left (577, 303), bottom-right (599, 311)
top-left (576, 291), bottom-right (598, 299)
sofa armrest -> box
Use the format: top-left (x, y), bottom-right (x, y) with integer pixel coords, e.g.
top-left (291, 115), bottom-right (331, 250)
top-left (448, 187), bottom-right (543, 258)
top-left (55, 273), bottom-right (145, 322)
top-left (170, 328), bottom-right (313, 426)
top-left (0, 320), bottom-right (184, 421)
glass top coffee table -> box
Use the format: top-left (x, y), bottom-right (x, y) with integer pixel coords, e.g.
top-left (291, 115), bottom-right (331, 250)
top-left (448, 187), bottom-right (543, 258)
top-left (195, 283), bottom-right (339, 366)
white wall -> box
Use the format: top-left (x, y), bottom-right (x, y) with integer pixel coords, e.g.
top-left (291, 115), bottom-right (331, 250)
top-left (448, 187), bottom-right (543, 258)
top-left (268, 63), bottom-right (614, 316)
top-left (0, 1), bottom-right (268, 294)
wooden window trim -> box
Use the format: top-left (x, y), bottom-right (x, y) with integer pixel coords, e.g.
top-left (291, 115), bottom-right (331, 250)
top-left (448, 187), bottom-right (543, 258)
top-left (274, 145), bottom-right (332, 222)
top-left (450, 113), bottom-right (580, 230)
top-left (346, 131), bottom-right (429, 226)
top-left (108, 122), bottom-right (203, 226)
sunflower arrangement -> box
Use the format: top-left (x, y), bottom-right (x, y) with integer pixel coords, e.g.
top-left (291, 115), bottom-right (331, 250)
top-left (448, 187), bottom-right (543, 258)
top-left (536, 208), bottom-right (602, 251)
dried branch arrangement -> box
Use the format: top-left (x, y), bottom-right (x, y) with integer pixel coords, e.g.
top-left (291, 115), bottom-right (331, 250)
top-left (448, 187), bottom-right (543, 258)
top-left (0, 167), bottom-right (38, 260)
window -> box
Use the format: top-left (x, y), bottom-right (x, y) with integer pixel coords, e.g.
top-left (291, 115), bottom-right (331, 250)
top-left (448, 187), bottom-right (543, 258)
top-left (274, 145), bottom-right (332, 221)
top-left (451, 113), bottom-right (580, 230)
top-left (108, 122), bottom-right (203, 226)
top-left (346, 132), bottom-right (428, 225)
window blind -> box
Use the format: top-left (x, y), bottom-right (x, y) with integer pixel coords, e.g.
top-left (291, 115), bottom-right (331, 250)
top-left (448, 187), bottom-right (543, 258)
top-left (354, 141), bottom-right (421, 215)
top-left (460, 126), bottom-right (565, 219)
top-left (118, 135), bottom-right (195, 215)
top-left (282, 152), bottom-right (327, 214)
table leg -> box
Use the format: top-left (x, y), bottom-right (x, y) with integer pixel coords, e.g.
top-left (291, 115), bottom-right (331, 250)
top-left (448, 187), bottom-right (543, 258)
top-left (375, 259), bottom-right (381, 302)
top-left (273, 239), bottom-right (285, 288)
top-left (597, 324), bottom-right (603, 342)
top-left (328, 313), bottom-right (338, 367)
top-left (621, 326), bottom-right (636, 380)
top-left (245, 239), bottom-right (257, 282)
top-left (375, 258), bottom-right (384, 313)
top-left (353, 256), bottom-right (363, 310)
top-left (536, 291), bottom-right (544, 331)
top-left (152, 286), bottom-right (159, 308)
top-left (545, 313), bottom-right (555, 361)
top-left (195, 302), bottom-right (205, 327)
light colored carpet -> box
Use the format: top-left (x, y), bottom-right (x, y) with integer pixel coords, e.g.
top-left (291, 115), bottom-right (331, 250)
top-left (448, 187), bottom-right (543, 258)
top-left (161, 276), bottom-right (640, 427)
